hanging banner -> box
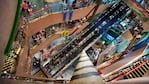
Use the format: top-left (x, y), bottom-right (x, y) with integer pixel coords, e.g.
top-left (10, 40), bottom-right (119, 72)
top-left (63, 11), bottom-right (67, 22)
top-left (69, 10), bottom-right (73, 21)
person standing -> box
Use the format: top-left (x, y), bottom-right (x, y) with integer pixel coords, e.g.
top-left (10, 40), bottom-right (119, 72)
top-left (27, 2), bottom-right (33, 15)
top-left (22, 1), bottom-right (28, 16)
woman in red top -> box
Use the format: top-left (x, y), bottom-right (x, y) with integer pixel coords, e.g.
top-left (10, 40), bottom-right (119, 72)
top-left (23, 1), bottom-right (28, 10)
top-left (22, 1), bottom-right (28, 16)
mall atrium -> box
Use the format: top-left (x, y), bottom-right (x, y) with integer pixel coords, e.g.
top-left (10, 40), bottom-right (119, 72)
top-left (0, 0), bottom-right (149, 84)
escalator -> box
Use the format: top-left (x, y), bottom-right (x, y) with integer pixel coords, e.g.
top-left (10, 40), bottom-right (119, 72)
top-left (41, 0), bottom-right (131, 78)
top-left (124, 61), bottom-right (149, 79)
top-left (103, 54), bottom-right (149, 82)
top-left (45, 0), bottom-right (124, 64)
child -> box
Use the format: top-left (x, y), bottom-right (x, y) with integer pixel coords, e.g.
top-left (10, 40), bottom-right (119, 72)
top-left (27, 2), bottom-right (33, 15)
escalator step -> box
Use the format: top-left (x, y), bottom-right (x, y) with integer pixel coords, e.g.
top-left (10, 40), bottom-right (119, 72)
top-left (123, 75), bottom-right (128, 79)
top-left (133, 71), bottom-right (140, 77)
top-left (138, 68), bottom-right (146, 75)
top-left (141, 65), bottom-right (148, 72)
top-left (143, 64), bottom-right (149, 70)
top-left (128, 73), bottom-right (134, 78)
top-left (130, 72), bottom-right (137, 78)
top-left (135, 69), bottom-right (143, 77)
top-left (144, 64), bottom-right (149, 69)
top-left (146, 62), bottom-right (149, 66)
top-left (126, 75), bottom-right (131, 79)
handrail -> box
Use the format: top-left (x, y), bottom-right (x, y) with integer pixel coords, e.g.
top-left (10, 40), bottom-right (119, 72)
top-left (85, 5), bottom-right (96, 18)
top-left (4, 0), bottom-right (22, 56)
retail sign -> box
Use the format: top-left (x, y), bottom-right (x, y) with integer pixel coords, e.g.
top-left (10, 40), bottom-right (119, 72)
top-left (61, 31), bottom-right (69, 37)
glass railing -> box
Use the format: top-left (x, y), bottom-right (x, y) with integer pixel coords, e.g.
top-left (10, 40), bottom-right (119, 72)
top-left (24, 1), bottom-right (95, 22)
